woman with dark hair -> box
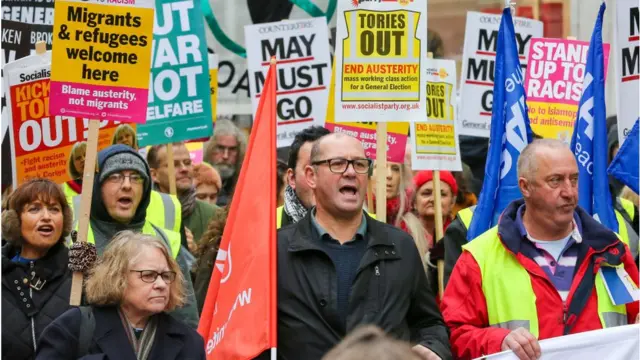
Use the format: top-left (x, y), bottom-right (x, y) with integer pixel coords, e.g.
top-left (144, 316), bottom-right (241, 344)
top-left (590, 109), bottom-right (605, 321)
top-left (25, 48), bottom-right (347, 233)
top-left (1, 179), bottom-right (74, 360)
top-left (192, 207), bottom-right (229, 313)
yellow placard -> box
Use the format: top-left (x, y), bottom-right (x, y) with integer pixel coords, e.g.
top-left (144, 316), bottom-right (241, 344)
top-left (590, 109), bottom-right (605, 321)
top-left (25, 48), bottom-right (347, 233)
top-left (50, 0), bottom-right (154, 88)
top-left (210, 68), bottom-right (218, 123)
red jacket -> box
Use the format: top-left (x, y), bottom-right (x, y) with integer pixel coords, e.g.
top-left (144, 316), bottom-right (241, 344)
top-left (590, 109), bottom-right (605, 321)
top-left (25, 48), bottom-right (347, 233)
top-left (442, 202), bottom-right (639, 360)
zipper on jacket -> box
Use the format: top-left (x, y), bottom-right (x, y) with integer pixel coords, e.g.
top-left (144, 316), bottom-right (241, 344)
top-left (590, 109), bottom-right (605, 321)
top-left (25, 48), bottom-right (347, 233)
top-left (375, 265), bottom-right (380, 276)
top-left (29, 262), bottom-right (37, 353)
top-left (563, 303), bottom-right (568, 324)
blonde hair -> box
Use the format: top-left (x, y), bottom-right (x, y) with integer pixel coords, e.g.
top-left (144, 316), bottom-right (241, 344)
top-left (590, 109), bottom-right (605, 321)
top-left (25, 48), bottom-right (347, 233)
top-left (401, 211), bottom-right (429, 272)
top-left (322, 325), bottom-right (420, 360)
top-left (111, 124), bottom-right (138, 150)
top-left (374, 161), bottom-right (414, 227)
top-left (68, 141), bottom-right (87, 179)
top-left (85, 231), bottom-right (186, 311)
top-left (621, 186), bottom-right (639, 207)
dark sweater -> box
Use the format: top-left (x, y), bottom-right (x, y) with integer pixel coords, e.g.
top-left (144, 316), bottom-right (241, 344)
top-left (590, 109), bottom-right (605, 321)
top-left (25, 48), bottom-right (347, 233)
top-left (310, 211), bottom-right (367, 331)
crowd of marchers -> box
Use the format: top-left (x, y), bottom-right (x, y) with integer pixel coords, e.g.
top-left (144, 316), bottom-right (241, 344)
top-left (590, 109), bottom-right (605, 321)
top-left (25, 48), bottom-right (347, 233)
top-left (1, 117), bottom-right (639, 360)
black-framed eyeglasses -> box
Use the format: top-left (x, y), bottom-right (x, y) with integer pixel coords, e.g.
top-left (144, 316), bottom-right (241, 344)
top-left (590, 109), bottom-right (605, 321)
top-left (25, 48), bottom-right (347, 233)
top-left (106, 173), bottom-right (144, 185)
top-left (311, 158), bottom-right (372, 174)
top-left (130, 270), bottom-right (177, 284)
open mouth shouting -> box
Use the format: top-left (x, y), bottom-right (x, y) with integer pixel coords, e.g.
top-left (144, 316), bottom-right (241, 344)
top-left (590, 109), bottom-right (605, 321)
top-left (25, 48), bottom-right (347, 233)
top-left (117, 195), bottom-right (134, 209)
top-left (37, 224), bottom-right (55, 237)
top-left (339, 184), bottom-right (359, 201)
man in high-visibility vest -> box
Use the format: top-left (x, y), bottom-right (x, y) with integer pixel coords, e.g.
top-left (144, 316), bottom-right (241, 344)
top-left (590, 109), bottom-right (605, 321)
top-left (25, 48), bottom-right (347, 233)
top-left (68, 145), bottom-right (199, 328)
top-left (277, 126), bottom-right (330, 229)
top-left (442, 139), bottom-right (639, 360)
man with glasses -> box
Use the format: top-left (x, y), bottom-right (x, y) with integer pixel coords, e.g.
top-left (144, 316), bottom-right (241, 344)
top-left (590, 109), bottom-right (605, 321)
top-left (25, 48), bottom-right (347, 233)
top-left (68, 144), bottom-right (200, 328)
top-left (275, 133), bottom-right (451, 360)
top-left (147, 142), bottom-right (218, 245)
top-left (203, 119), bottom-right (247, 206)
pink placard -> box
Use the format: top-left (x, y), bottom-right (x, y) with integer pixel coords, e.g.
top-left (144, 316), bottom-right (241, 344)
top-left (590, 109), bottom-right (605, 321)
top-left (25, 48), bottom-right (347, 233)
top-left (49, 82), bottom-right (148, 123)
top-left (324, 123), bottom-right (408, 163)
top-left (525, 38), bottom-right (610, 106)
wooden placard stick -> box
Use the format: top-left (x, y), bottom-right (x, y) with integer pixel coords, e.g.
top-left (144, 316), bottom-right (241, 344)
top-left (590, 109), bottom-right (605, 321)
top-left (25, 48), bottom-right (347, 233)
top-left (167, 143), bottom-right (177, 195)
top-left (375, 122), bottom-right (387, 223)
top-left (426, 51), bottom-right (446, 299)
top-left (69, 120), bottom-right (100, 306)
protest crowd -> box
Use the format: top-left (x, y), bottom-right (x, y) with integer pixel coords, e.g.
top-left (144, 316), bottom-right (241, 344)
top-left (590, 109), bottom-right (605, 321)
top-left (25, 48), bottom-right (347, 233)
top-left (1, 0), bottom-right (640, 359)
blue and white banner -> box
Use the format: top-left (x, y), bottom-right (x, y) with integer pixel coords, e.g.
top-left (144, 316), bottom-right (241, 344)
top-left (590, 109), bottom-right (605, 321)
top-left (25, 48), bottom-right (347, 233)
top-left (570, 3), bottom-right (618, 232)
top-left (467, 7), bottom-right (533, 241)
top-left (608, 119), bottom-right (639, 194)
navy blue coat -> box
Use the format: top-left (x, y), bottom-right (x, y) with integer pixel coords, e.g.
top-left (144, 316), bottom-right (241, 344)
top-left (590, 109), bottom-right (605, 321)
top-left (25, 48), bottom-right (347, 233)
top-left (35, 306), bottom-right (205, 360)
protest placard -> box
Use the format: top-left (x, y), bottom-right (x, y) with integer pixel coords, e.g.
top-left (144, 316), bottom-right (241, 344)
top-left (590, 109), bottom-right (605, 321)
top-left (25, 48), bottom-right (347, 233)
top-left (325, 64), bottom-right (408, 162)
top-left (525, 38), bottom-right (610, 143)
top-left (459, 12), bottom-right (542, 138)
top-left (1, 0), bottom-right (54, 25)
top-left (333, 0), bottom-right (428, 122)
top-left (2, 21), bottom-right (53, 139)
top-left (137, 0), bottom-right (213, 146)
top-left (4, 52), bottom-right (119, 186)
top-left (48, 0), bottom-right (154, 123)
top-left (411, 58), bottom-right (461, 171)
top-left (209, 54), bottom-right (218, 124)
top-left (245, 17), bottom-right (331, 148)
top-left (615, 0), bottom-right (639, 145)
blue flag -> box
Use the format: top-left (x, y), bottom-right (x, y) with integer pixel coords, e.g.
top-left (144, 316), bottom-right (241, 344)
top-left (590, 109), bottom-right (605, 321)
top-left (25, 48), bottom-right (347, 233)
top-left (608, 120), bottom-right (639, 194)
top-left (569, 3), bottom-right (618, 232)
top-left (467, 8), bottom-right (533, 241)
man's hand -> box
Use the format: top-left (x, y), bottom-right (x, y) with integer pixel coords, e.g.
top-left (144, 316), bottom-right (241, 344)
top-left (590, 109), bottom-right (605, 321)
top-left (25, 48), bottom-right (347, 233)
top-left (501, 327), bottom-right (541, 360)
top-left (412, 345), bottom-right (441, 360)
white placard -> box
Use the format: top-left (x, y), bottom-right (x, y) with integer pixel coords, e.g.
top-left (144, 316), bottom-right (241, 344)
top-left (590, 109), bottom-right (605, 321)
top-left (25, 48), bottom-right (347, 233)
top-left (411, 58), bottom-right (462, 171)
top-left (245, 18), bottom-right (331, 148)
top-left (333, 0), bottom-right (428, 122)
top-left (615, 0), bottom-right (639, 145)
top-left (459, 11), bottom-right (543, 138)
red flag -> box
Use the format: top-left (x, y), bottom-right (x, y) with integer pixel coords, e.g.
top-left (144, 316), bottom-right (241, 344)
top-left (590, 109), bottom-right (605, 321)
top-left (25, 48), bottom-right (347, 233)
top-left (198, 58), bottom-right (277, 359)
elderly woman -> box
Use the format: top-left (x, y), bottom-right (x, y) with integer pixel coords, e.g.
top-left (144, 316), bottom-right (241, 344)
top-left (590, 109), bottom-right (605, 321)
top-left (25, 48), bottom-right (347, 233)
top-left (112, 124), bottom-right (138, 150)
top-left (62, 141), bottom-right (87, 206)
top-left (192, 162), bottom-right (222, 206)
top-left (2, 179), bottom-right (73, 360)
top-left (36, 231), bottom-right (205, 359)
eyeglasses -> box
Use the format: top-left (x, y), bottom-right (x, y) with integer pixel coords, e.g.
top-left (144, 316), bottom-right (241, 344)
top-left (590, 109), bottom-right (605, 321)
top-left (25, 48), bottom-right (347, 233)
top-left (106, 173), bottom-right (144, 185)
top-left (130, 270), bottom-right (177, 284)
top-left (311, 158), bottom-right (372, 174)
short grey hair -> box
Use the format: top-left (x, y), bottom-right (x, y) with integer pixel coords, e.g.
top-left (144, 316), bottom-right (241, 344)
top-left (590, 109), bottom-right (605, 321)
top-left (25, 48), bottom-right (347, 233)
top-left (309, 133), bottom-right (351, 164)
top-left (517, 138), bottom-right (570, 180)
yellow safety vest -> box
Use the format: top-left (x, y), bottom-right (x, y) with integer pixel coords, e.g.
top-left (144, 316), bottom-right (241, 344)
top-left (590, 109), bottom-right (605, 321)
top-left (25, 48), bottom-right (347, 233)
top-left (462, 227), bottom-right (627, 337)
top-left (276, 206), bottom-right (377, 229)
top-left (458, 205), bottom-right (636, 256)
top-left (71, 191), bottom-right (182, 235)
top-left (619, 198), bottom-right (635, 220)
top-left (61, 182), bottom-right (79, 209)
top-left (76, 220), bottom-right (181, 259)
top-left (147, 191), bottom-right (182, 233)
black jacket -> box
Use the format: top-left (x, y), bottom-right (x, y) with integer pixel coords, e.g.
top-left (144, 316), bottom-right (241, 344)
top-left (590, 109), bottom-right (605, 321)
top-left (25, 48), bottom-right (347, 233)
top-left (276, 212), bottom-right (451, 360)
top-left (443, 215), bottom-right (468, 289)
top-left (35, 306), bottom-right (206, 360)
top-left (2, 242), bottom-right (72, 360)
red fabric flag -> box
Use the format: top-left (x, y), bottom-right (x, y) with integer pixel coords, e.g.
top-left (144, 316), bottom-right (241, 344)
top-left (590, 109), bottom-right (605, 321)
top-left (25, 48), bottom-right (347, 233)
top-left (198, 58), bottom-right (277, 359)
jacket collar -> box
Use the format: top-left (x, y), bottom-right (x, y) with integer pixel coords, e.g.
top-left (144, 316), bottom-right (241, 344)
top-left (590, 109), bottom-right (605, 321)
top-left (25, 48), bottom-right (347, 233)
top-left (93, 306), bottom-right (187, 360)
top-left (288, 210), bottom-right (396, 253)
top-left (498, 199), bottom-right (621, 255)
top-left (1, 242), bottom-right (69, 280)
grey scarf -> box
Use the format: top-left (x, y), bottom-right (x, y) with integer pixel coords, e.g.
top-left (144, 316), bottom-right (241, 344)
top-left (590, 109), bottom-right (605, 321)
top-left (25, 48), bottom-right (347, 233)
top-left (284, 185), bottom-right (307, 223)
top-left (178, 186), bottom-right (197, 220)
top-left (118, 308), bottom-right (158, 360)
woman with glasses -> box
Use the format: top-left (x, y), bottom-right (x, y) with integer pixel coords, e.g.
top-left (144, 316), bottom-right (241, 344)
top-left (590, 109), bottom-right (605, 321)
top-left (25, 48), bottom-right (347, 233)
top-left (36, 231), bottom-right (205, 360)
